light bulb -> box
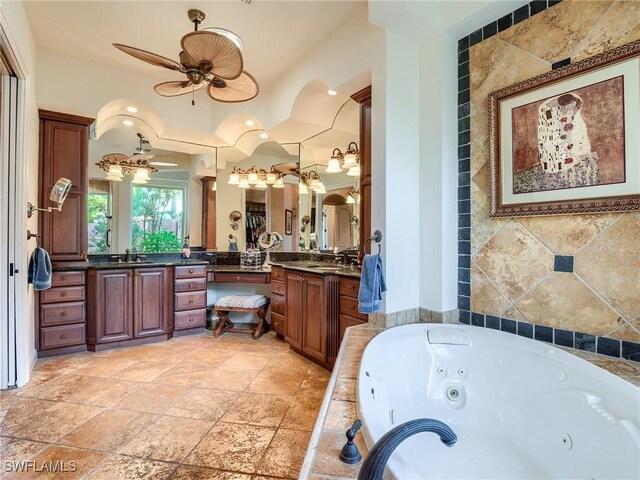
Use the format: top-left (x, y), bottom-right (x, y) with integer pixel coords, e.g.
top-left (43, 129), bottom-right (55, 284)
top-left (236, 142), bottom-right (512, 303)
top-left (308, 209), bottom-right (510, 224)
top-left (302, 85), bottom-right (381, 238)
top-left (228, 173), bottom-right (240, 185)
top-left (325, 158), bottom-right (342, 173)
top-left (343, 152), bottom-right (357, 167)
top-left (347, 165), bottom-right (361, 177)
top-left (247, 172), bottom-right (258, 185)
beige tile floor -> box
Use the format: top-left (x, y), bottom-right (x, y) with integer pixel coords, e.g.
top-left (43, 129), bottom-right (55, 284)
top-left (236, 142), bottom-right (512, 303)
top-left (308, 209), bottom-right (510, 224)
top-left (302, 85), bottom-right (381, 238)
top-left (0, 331), bottom-right (330, 479)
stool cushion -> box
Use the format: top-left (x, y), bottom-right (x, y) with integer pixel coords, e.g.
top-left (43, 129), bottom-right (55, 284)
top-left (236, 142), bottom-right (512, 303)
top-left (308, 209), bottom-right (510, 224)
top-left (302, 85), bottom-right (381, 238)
top-left (215, 295), bottom-right (268, 309)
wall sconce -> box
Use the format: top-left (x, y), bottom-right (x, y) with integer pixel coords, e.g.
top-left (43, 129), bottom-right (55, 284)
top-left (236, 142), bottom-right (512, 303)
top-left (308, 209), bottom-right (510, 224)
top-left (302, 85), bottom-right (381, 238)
top-left (325, 142), bottom-right (360, 176)
top-left (27, 177), bottom-right (72, 218)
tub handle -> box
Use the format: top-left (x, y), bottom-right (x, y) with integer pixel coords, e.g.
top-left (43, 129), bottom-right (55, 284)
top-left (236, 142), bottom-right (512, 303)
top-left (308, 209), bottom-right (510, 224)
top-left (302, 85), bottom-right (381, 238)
top-left (339, 419), bottom-right (363, 464)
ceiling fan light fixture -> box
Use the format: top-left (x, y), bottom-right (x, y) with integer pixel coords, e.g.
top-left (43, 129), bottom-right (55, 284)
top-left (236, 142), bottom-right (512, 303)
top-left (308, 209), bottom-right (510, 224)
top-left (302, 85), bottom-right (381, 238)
top-left (202, 27), bottom-right (244, 51)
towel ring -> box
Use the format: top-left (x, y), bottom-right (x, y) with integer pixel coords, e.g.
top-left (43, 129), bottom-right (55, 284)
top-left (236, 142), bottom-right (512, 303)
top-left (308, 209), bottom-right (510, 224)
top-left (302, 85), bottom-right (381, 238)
top-left (360, 230), bottom-right (382, 257)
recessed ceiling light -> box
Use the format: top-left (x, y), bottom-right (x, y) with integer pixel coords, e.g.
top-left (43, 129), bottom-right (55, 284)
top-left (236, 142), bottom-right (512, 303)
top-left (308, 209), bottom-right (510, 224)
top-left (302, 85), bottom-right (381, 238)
top-left (245, 120), bottom-right (255, 127)
top-left (327, 89), bottom-right (337, 96)
top-left (126, 106), bottom-right (138, 113)
top-left (149, 161), bottom-right (179, 167)
top-left (260, 133), bottom-right (268, 139)
top-left (123, 120), bottom-right (134, 126)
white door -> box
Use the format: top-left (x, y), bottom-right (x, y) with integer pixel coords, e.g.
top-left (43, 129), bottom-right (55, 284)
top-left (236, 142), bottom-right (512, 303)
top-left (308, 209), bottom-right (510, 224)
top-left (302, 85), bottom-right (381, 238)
top-left (0, 74), bottom-right (20, 389)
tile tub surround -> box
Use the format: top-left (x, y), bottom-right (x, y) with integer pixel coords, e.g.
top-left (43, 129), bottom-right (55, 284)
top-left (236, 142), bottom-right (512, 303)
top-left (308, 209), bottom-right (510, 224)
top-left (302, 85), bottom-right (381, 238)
top-left (1, 332), bottom-right (329, 479)
top-left (457, 0), bottom-right (640, 360)
top-left (299, 323), bottom-right (640, 480)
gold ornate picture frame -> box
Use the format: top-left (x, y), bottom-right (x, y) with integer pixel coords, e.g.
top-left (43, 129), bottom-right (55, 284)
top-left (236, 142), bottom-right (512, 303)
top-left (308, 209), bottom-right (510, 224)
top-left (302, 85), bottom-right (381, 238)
top-left (489, 39), bottom-right (640, 217)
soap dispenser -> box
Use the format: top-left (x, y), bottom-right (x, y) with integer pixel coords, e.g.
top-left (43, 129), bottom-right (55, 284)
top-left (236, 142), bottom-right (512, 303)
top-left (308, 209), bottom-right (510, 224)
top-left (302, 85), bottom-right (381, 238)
top-left (181, 235), bottom-right (191, 259)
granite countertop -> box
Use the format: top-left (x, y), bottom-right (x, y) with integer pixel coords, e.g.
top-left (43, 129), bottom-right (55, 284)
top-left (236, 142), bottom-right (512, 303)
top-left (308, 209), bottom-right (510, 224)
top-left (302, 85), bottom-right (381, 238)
top-left (271, 261), bottom-right (361, 278)
top-left (208, 265), bottom-right (271, 274)
top-left (52, 259), bottom-right (210, 271)
top-left (299, 323), bottom-right (640, 479)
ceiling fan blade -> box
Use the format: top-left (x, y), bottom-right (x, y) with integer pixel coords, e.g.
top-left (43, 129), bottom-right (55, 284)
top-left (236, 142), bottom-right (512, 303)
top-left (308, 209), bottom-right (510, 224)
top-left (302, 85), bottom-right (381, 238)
top-left (154, 80), bottom-right (205, 97)
top-left (113, 43), bottom-right (183, 71)
top-left (207, 71), bottom-right (259, 103)
top-left (181, 31), bottom-right (243, 80)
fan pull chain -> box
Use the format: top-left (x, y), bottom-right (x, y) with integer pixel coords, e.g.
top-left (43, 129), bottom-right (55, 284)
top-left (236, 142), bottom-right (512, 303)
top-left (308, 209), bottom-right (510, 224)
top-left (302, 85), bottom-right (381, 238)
top-left (192, 84), bottom-right (195, 106)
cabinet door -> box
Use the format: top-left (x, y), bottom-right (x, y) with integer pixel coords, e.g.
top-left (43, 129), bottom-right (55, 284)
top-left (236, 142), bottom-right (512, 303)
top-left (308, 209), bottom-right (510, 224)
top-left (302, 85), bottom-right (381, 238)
top-left (94, 270), bottom-right (133, 343)
top-left (285, 273), bottom-right (304, 350)
top-left (134, 268), bottom-right (167, 338)
top-left (302, 274), bottom-right (327, 363)
top-left (39, 112), bottom-right (93, 262)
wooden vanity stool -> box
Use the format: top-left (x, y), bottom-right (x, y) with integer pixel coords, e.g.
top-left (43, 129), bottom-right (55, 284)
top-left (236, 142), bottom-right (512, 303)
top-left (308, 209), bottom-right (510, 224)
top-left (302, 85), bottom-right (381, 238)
top-left (213, 295), bottom-right (271, 340)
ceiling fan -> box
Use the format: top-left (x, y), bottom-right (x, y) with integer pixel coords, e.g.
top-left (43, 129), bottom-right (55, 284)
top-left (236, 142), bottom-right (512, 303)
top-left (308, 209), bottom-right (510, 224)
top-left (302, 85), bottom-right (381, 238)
top-left (113, 9), bottom-right (258, 104)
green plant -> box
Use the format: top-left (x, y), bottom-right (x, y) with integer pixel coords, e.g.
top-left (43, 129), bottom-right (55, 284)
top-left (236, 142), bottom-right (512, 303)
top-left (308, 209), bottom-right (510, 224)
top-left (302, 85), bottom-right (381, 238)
top-left (138, 230), bottom-right (182, 253)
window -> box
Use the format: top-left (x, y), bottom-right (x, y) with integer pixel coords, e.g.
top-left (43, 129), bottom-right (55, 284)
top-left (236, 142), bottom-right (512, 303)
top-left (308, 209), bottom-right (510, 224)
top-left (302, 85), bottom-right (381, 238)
top-left (88, 179), bottom-right (112, 254)
top-left (131, 185), bottom-right (184, 253)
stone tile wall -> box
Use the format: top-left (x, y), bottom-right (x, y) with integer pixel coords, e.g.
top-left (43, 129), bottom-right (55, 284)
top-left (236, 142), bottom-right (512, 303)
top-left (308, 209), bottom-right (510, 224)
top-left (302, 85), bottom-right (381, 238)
top-left (457, 0), bottom-right (640, 361)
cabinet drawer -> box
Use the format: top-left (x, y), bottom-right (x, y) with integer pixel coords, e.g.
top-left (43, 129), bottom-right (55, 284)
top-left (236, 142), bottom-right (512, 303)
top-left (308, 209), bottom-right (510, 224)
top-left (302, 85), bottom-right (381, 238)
top-left (175, 291), bottom-right (207, 311)
top-left (214, 272), bottom-right (269, 284)
top-left (339, 277), bottom-right (360, 298)
top-left (339, 314), bottom-right (367, 340)
top-left (174, 309), bottom-right (207, 330)
top-left (40, 286), bottom-right (85, 304)
top-left (270, 267), bottom-right (285, 283)
top-left (52, 271), bottom-right (85, 287)
top-left (271, 293), bottom-right (285, 315)
top-left (40, 301), bottom-right (85, 327)
top-left (174, 277), bottom-right (207, 292)
top-left (271, 312), bottom-right (285, 336)
top-left (175, 265), bottom-right (208, 279)
top-left (271, 281), bottom-right (286, 295)
top-left (40, 324), bottom-right (86, 349)
top-left (339, 295), bottom-right (368, 321)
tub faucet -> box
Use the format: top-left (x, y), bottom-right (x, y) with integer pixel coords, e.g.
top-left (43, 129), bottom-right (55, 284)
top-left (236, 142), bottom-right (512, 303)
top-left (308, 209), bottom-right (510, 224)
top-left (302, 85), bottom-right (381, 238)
top-left (357, 418), bottom-right (457, 480)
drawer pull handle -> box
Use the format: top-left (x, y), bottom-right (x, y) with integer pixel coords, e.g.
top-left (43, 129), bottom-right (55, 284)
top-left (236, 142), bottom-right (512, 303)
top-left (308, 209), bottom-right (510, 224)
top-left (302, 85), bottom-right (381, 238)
top-left (188, 318), bottom-right (194, 323)
top-left (60, 334), bottom-right (67, 340)
top-left (60, 311), bottom-right (67, 317)
top-left (60, 292), bottom-right (66, 298)
top-left (236, 276), bottom-right (240, 281)
top-left (189, 269), bottom-right (194, 274)
top-left (188, 299), bottom-right (194, 304)
top-left (188, 283), bottom-right (193, 288)
top-left (60, 276), bottom-right (66, 281)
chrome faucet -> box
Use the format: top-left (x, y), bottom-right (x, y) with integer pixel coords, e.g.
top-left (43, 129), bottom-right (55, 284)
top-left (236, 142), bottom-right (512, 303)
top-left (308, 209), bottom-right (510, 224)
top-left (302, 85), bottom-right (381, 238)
top-left (124, 248), bottom-right (132, 262)
top-left (357, 418), bottom-right (457, 480)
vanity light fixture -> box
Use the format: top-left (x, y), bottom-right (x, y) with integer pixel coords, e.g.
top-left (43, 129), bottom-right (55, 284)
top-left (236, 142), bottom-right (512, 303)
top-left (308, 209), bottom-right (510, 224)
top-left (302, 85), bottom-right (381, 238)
top-left (95, 134), bottom-right (158, 182)
top-left (238, 177), bottom-right (250, 188)
top-left (299, 180), bottom-right (309, 194)
top-left (228, 165), bottom-right (286, 190)
top-left (346, 194), bottom-right (355, 204)
top-left (325, 142), bottom-right (360, 175)
top-left (126, 106), bottom-right (138, 113)
top-left (255, 179), bottom-right (268, 189)
top-left (347, 187), bottom-right (360, 204)
top-left (228, 172), bottom-right (240, 185)
top-left (325, 148), bottom-right (343, 173)
top-left (272, 177), bottom-right (285, 188)
top-left (123, 119), bottom-right (134, 126)
top-left (327, 89), bottom-right (337, 96)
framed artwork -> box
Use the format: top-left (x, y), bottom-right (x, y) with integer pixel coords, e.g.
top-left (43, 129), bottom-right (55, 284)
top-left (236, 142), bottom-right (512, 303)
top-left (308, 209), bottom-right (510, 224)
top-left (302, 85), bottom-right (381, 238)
top-left (489, 40), bottom-right (640, 217)
top-left (285, 209), bottom-right (292, 235)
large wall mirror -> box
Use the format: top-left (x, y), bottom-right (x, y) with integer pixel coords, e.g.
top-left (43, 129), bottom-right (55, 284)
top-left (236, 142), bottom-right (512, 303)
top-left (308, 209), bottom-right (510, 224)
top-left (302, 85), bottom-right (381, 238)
top-left (88, 128), bottom-right (215, 254)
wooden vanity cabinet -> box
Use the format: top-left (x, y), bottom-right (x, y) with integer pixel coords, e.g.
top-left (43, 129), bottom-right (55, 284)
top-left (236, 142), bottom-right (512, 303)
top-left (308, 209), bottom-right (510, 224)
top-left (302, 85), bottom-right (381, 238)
top-left (339, 276), bottom-right (367, 341)
top-left (37, 271), bottom-right (87, 357)
top-left (173, 265), bottom-right (208, 333)
top-left (87, 267), bottom-right (172, 349)
top-left (270, 266), bottom-right (286, 337)
top-left (284, 270), bottom-right (339, 367)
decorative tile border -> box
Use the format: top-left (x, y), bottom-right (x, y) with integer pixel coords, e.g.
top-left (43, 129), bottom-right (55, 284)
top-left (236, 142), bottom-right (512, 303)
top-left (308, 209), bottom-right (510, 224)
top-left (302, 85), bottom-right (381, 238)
top-left (455, 0), bottom-right (640, 363)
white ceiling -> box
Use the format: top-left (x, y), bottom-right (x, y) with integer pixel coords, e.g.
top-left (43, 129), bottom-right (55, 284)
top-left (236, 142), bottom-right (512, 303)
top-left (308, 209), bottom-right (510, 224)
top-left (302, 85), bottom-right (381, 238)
top-left (23, 0), bottom-right (366, 89)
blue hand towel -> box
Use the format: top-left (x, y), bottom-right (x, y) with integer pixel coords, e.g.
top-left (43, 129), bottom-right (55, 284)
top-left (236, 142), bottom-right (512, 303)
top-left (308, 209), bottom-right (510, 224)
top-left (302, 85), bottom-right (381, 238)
top-left (28, 247), bottom-right (52, 291)
top-left (358, 254), bottom-right (387, 314)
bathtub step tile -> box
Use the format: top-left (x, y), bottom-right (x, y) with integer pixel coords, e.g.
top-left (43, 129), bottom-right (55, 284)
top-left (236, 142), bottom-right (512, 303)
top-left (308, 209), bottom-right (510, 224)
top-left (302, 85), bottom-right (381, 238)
top-left (323, 400), bottom-right (357, 432)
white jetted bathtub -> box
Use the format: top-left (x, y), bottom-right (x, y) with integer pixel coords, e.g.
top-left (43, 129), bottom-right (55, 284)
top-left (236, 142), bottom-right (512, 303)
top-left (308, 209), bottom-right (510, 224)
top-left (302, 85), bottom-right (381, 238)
top-left (357, 324), bottom-right (640, 480)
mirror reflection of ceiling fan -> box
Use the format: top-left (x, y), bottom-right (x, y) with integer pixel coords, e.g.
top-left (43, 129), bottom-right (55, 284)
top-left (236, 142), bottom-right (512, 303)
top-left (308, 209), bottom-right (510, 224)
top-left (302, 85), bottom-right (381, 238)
top-left (113, 9), bottom-right (258, 104)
